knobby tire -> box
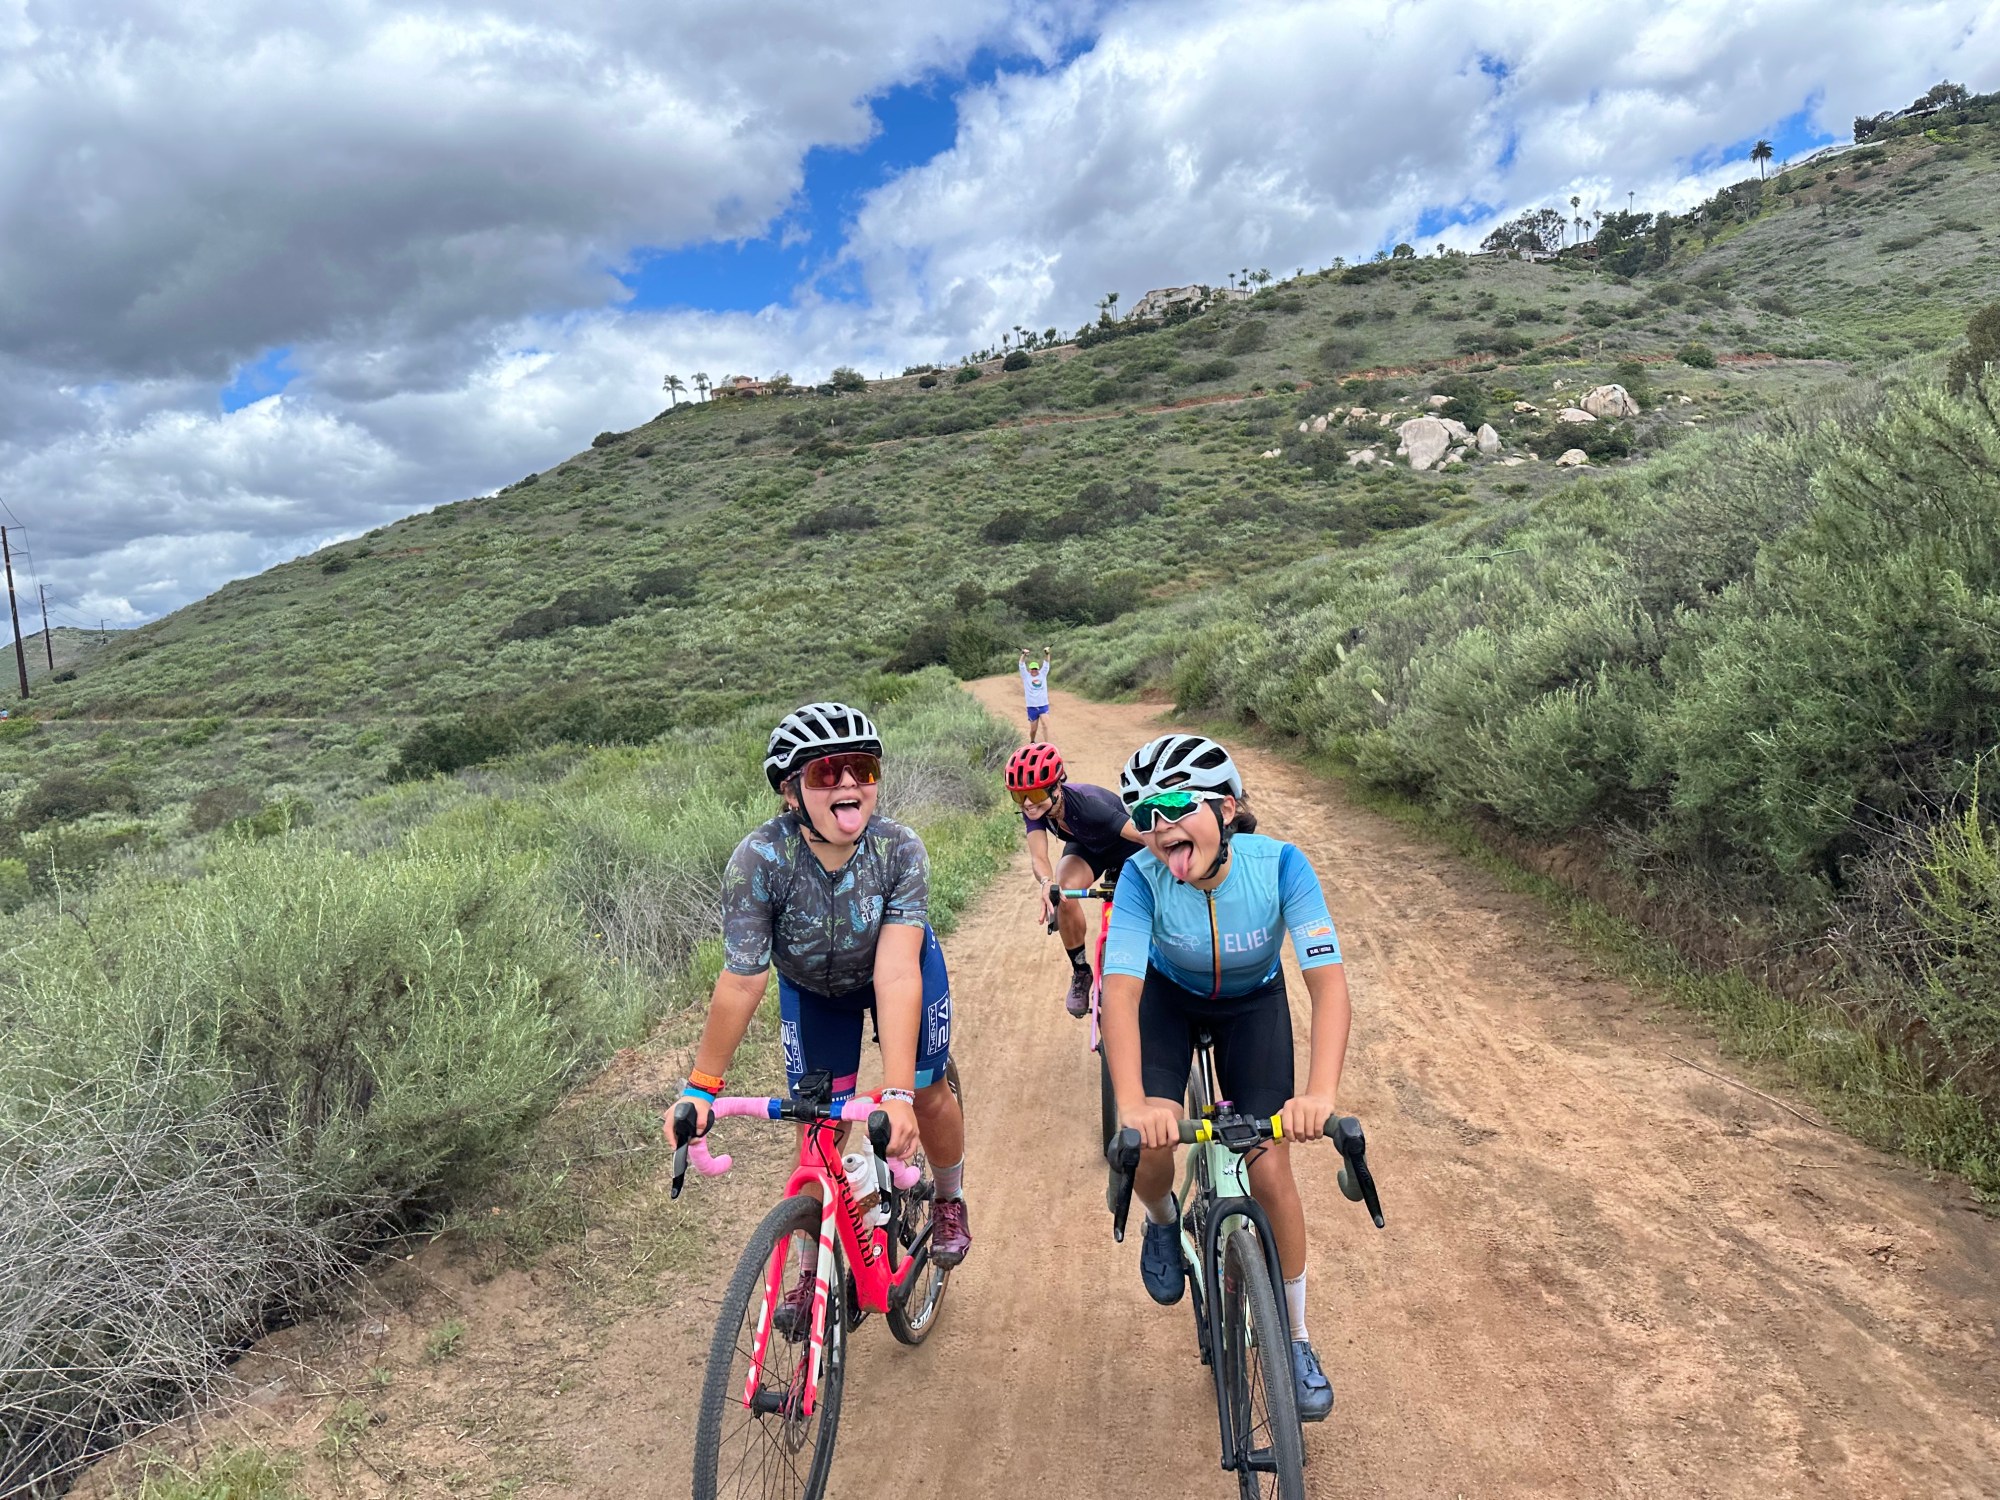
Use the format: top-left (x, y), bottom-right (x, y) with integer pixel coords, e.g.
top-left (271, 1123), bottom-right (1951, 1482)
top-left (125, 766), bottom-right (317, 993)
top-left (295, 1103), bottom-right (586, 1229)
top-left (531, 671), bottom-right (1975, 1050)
top-left (691, 1196), bottom-right (846, 1500)
top-left (1221, 1227), bottom-right (1304, 1500)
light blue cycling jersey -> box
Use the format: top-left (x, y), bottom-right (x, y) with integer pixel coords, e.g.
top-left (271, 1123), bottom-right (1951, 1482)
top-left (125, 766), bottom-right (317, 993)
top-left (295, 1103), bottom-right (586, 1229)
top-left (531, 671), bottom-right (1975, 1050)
top-left (1103, 833), bottom-right (1341, 998)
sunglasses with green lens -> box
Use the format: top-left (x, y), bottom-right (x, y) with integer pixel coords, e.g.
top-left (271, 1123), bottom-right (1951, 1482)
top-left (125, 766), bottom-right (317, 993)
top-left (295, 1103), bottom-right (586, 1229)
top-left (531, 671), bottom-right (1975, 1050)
top-left (1130, 789), bottom-right (1220, 832)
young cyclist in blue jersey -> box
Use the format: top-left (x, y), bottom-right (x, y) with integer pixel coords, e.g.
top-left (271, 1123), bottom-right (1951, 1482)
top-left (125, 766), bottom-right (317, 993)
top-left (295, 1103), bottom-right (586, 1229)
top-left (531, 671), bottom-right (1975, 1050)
top-left (1004, 742), bottom-right (1146, 1016)
top-left (1099, 733), bottom-right (1351, 1422)
top-left (673, 702), bottom-right (971, 1280)
top-left (1018, 646), bottom-right (1053, 742)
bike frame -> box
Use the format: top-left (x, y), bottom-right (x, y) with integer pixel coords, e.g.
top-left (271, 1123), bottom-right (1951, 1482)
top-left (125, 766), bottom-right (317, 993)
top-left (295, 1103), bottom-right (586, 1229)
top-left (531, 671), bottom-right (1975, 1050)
top-left (1180, 1046), bottom-right (1291, 1472)
top-left (689, 1095), bottom-right (925, 1419)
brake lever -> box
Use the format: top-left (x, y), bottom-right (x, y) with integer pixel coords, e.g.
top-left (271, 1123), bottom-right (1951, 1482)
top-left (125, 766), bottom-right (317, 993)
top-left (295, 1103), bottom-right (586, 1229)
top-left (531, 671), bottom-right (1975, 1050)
top-left (1332, 1116), bottom-right (1385, 1228)
top-left (669, 1100), bottom-right (701, 1200)
top-left (1105, 1127), bottom-right (1141, 1243)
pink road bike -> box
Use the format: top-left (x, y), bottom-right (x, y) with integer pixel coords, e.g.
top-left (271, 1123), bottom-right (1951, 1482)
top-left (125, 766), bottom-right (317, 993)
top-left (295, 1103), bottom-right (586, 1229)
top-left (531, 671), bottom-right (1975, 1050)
top-left (670, 1075), bottom-right (951, 1500)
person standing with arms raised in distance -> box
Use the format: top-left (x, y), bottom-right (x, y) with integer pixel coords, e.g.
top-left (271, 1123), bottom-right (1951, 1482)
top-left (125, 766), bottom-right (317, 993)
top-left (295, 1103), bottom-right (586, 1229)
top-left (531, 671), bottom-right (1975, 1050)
top-left (1019, 646), bottom-right (1054, 742)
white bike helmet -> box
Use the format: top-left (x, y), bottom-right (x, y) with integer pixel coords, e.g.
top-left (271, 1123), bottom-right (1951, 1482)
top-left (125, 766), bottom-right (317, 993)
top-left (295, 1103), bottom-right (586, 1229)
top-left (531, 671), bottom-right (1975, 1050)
top-left (764, 701), bottom-right (883, 790)
top-left (1118, 733), bottom-right (1245, 806)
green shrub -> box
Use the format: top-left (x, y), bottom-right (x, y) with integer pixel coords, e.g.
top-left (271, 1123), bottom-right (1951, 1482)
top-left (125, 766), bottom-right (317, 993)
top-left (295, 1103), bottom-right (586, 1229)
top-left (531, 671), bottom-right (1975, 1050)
top-left (1001, 350), bottom-right (1031, 372)
top-left (390, 712), bottom-right (520, 781)
top-left (980, 508), bottom-right (1034, 544)
top-left (497, 584), bottom-right (630, 642)
top-left (1678, 341), bottom-right (1717, 369)
top-left (917, 374), bottom-right (939, 389)
top-left (189, 783), bottom-right (262, 833)
top-left (629, 565), bottom-right (697, 603)
top-left (590, 431), bottom-right (620, 449)
top-left (1902, 804), bottom-right (2000, 1067)
top-left (0, 856), bottom-right (29, 912)
top-left (953, 366), bottom-right (981, 385)
top-left (1224, 320), bottom-right (1268, 355)
top-left (15, 770), bottom-right (140, 830)
top-left (174, 715), bottom-right (227, 748)
top-left (320, 554), bottom-right (353, 574)
top-left (829, 366), bottom-right (868, 392)
top-left (1946, 303), bottom-right (2000, 395)
top-left (791, 502), bottom-right (879, 538)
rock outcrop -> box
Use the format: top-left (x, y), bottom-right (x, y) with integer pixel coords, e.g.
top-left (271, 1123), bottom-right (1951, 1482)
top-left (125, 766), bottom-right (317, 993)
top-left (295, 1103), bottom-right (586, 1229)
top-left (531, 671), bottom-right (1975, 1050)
top-left (1556, 407), bottom-right (1598, 424)
top-left (1581, 383), bottom-right (1641, 419)
top-left (1395, 416), bottom-right (1452, 472)
top-left (1476, 423), bottom-right (1501, 455)
top-left (1556, 448), bottom-right (1590, 467)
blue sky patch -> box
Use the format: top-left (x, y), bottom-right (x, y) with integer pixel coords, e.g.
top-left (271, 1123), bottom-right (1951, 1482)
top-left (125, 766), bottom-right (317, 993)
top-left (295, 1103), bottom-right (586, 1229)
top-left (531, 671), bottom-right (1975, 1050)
top-left (617, 40), bottom-right (1095, 316)
top-left (221, 346), bottom-right (298, 412)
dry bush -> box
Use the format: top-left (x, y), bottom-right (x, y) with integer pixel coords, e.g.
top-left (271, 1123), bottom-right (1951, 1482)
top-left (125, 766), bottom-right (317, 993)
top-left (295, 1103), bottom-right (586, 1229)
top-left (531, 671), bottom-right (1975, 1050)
top-left (0, 1078), bottom-right (344, 1497)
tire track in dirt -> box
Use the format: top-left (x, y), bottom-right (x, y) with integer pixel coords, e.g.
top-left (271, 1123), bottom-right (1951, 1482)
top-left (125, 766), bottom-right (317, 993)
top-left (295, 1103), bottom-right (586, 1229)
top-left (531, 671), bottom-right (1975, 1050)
top-left (830, 683), bottom-right (2000, 1499)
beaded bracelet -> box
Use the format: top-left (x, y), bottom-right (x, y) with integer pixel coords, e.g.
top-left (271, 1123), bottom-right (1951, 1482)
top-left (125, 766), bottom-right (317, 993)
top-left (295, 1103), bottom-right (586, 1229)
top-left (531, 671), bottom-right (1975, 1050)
top-left (879, 1087), bottom-right (916, 1106)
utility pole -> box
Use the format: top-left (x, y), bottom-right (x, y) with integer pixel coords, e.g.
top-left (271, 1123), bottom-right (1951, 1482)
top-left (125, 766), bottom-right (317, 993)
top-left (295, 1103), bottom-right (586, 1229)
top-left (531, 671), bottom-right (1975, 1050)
top-left (1, 528), bottom-right (27, 699)
top-left (37, 584), bottom-right (53, 670)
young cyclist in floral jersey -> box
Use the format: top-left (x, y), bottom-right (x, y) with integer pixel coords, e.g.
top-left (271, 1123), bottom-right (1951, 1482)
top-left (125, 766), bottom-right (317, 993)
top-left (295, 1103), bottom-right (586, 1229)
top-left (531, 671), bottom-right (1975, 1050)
top-left (1099, 733), bottom-right (1352, 1422)
top-left (1004, 742), bottom-right (1143, 1016)
top-left (673, 702), bottom-right (971, 1289)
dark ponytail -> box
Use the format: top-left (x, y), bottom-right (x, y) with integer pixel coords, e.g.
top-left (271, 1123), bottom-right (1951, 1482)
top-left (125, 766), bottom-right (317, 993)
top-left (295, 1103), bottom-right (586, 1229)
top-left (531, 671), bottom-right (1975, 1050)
top-left (1228, 790), bottom-right (1258, 835)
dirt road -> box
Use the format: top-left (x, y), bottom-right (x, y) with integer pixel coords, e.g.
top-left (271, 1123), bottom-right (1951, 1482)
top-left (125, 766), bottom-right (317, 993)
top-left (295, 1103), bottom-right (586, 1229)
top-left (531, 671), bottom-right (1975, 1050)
top-left (95, 683), bottom-right (1998, 1500)
top-left (833, 681), bottom-right (2000, 1498)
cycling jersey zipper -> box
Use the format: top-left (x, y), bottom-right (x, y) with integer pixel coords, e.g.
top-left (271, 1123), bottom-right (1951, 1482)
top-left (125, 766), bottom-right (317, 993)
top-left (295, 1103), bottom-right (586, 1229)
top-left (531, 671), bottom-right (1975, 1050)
top-left (1207, 890), bottom-right (1221, 1000)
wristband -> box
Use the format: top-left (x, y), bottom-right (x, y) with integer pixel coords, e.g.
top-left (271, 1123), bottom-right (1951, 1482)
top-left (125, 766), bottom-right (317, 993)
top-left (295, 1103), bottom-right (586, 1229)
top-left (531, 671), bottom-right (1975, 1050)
top-left (682, 1085), bottom-right (716, 1104)
top-left (688, 1067), bottom-right (726, 1093)
top-left (879, 1087), bottom-right (916, 1106)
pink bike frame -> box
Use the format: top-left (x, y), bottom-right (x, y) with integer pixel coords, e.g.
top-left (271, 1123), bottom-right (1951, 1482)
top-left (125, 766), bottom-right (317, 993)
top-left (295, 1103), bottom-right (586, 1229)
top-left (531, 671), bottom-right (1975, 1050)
top-left (689, 1093), bottom-right (924, 1417)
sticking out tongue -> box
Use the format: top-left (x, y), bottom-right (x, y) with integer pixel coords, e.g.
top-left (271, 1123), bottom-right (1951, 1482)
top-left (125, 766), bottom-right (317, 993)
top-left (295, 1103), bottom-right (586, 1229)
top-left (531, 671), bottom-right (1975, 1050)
top-left (829, 798), bottom-right (868, 838)
top-left (1164, 839), bottom-right (1198, 882)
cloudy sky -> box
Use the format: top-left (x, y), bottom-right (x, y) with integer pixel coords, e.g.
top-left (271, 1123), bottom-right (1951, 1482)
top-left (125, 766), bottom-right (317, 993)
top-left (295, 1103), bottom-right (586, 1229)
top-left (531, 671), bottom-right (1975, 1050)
top-left (5, 0), bottom-right (1996, 626)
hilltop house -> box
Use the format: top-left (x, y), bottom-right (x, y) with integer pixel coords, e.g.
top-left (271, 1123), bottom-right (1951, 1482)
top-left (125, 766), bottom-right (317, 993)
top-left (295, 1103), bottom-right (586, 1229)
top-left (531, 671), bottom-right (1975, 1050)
top-left (712, 374), bottom-right (769, 398)
top-left (1128, 284), bottom-right (1251, 321)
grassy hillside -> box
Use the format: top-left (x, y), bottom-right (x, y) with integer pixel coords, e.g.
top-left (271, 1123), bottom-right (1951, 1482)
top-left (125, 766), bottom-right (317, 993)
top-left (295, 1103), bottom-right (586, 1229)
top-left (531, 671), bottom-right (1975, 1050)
top-left (3, 89), bottom-right (1999, 1498)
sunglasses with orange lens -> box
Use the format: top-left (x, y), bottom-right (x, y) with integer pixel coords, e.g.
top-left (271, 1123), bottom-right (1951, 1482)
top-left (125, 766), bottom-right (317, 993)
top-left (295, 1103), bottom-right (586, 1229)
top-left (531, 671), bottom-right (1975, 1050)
top-left (799, 752), bottom-right (882, 790)
top-left (1009, 785), bottom-right (1056, 808)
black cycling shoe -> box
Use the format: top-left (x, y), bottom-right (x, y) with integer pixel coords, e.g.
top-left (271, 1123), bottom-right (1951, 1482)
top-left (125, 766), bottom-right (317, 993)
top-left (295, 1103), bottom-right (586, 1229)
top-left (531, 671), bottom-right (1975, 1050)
top-left (1139, 1194), bottom-right (1184, 1306)
top-left (1292, 1339), bottom-right (1334, 1422)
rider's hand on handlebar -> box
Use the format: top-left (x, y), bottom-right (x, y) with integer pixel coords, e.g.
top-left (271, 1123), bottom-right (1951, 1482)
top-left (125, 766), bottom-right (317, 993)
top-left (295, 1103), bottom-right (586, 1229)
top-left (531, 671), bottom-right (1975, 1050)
top-left (880, 1096), bottom-right (920, 1160)
top-left (668, 1093), bottom-right (713, 1140)
top-left (1039, 882), bottom-right (1059, 926)
top-left (1279, 1092), bottom-right (1337, 1142)
top-left (1121, 1101), bottom-right (1184, 1151)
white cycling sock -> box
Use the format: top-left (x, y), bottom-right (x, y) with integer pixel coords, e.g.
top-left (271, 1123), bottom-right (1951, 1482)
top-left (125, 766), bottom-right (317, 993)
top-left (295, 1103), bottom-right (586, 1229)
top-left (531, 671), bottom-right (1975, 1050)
top-left (933, 1157), bottom-right (964, 1200)
top-left (1284, 1271), bottom-right (1309, 1342)
top-left (1143, 1189), bottom-right (1177, 1226)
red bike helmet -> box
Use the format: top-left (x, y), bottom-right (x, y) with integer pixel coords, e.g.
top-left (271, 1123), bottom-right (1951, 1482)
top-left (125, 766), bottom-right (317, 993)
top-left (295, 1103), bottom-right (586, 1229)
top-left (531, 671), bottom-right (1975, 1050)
top-left (1005, 742), bottom-right (1066, 792)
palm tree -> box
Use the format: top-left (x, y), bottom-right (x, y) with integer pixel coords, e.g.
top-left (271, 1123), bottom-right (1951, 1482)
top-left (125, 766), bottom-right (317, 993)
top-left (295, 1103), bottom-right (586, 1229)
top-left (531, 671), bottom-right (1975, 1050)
top-left (1253, 268), bottom-right (1272, 286)
top-left (693, 371), bottom-right (710, 402)
top-left (1752, 139), bottom-right (1773, 180)
top-left (662, 374), bottom-right (685, 407)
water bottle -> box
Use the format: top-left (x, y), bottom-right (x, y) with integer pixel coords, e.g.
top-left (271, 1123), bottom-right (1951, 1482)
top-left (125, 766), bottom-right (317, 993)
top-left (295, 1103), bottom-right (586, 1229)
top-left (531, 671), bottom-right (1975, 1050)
top-left (841, 1152), bottom-right (888, 1230)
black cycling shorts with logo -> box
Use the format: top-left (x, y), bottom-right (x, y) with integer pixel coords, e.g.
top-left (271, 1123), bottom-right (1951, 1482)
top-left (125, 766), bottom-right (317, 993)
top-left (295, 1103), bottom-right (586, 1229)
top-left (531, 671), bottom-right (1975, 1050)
top-left (1136, 965), bottom-right (1294, 1120)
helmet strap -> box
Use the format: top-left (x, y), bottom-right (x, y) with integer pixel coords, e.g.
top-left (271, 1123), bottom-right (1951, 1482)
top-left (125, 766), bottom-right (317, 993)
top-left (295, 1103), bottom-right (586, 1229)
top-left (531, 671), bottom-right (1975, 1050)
top-left (785, 774), bottom-right (834, 845)
top-left (1199, 801), bottom-right (1233, 882)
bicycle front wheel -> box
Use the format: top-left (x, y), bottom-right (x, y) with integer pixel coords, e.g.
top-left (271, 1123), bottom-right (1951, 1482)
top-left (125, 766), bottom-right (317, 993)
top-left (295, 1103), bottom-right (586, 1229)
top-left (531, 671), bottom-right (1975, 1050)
top-left (1220, 1227), bottom-right (1304, 1500)
top-left (692, 1195), bottom-right (846, 1500)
